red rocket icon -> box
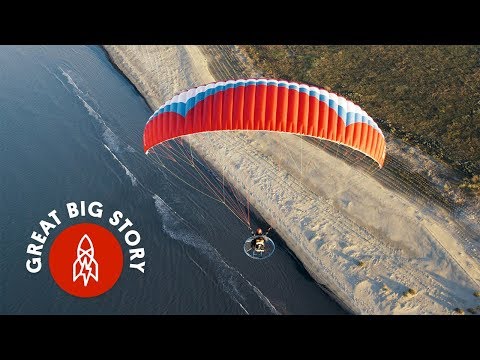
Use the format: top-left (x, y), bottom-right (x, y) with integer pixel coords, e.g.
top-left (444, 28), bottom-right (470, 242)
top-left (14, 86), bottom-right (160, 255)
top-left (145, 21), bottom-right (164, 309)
top-left (73, 234), bottom-right (99, 286)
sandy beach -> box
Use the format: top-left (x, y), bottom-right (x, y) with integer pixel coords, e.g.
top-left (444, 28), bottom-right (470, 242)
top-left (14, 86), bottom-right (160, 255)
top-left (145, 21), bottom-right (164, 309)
top-left (104, 45), bottom-right (480, 314)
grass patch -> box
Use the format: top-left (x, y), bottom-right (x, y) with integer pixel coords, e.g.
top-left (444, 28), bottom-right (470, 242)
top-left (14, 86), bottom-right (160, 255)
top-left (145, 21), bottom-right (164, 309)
top-left (454, 307), bottom-right (465, 314)
top-left (381, 284), bottom-right (392, 295)
top-left (241, 45), bottom-right (480, 194)
top-left (403, 288), bottom-right (417, 297)
top-left (474, 291), bottom-right (480, 297)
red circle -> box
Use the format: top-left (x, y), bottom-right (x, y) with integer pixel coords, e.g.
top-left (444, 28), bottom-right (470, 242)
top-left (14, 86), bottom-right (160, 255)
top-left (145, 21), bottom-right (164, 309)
top-left (49, 223), bottom-right (123, 298)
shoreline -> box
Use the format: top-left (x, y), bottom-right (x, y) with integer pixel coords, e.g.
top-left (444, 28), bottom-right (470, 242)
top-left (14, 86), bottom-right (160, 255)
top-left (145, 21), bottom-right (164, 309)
top-left (102, 45), bottom-right (480, 315)
top-left (100, 45), bottom-right (354, 314)
top-left (99, 46), bottom-right (156, 112)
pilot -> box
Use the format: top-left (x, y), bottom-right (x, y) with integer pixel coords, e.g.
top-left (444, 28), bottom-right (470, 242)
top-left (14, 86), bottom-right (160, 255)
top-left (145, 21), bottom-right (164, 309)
top-left (250, 227), bottom-right (271, 252)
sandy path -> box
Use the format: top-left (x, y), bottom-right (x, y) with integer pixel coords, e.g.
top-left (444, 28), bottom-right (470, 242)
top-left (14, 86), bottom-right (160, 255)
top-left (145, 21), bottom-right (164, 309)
top-left (104, 45), bottom-right (480, 314)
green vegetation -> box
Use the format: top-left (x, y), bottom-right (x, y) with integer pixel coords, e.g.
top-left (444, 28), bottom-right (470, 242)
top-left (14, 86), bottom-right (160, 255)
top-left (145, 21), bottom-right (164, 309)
top-left (357, 260), bottom-right (366, 267)
top-left (474, 290), bottom-right (480, 297)
top-left (459, 175), bottom-right (480, 196)
top-left (403, 288), bottom-right (417, 297)
top-left (241, 46), bottom-right (480, 195)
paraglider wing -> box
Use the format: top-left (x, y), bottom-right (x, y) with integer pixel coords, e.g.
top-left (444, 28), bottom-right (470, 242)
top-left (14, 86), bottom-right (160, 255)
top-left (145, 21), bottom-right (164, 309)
top-left (144, 79), bottom-right (386, 167)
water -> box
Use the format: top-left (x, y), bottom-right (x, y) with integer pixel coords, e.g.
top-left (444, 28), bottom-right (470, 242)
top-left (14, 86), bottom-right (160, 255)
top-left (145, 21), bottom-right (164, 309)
top-left (0, 45), bottom-right (346, 314)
